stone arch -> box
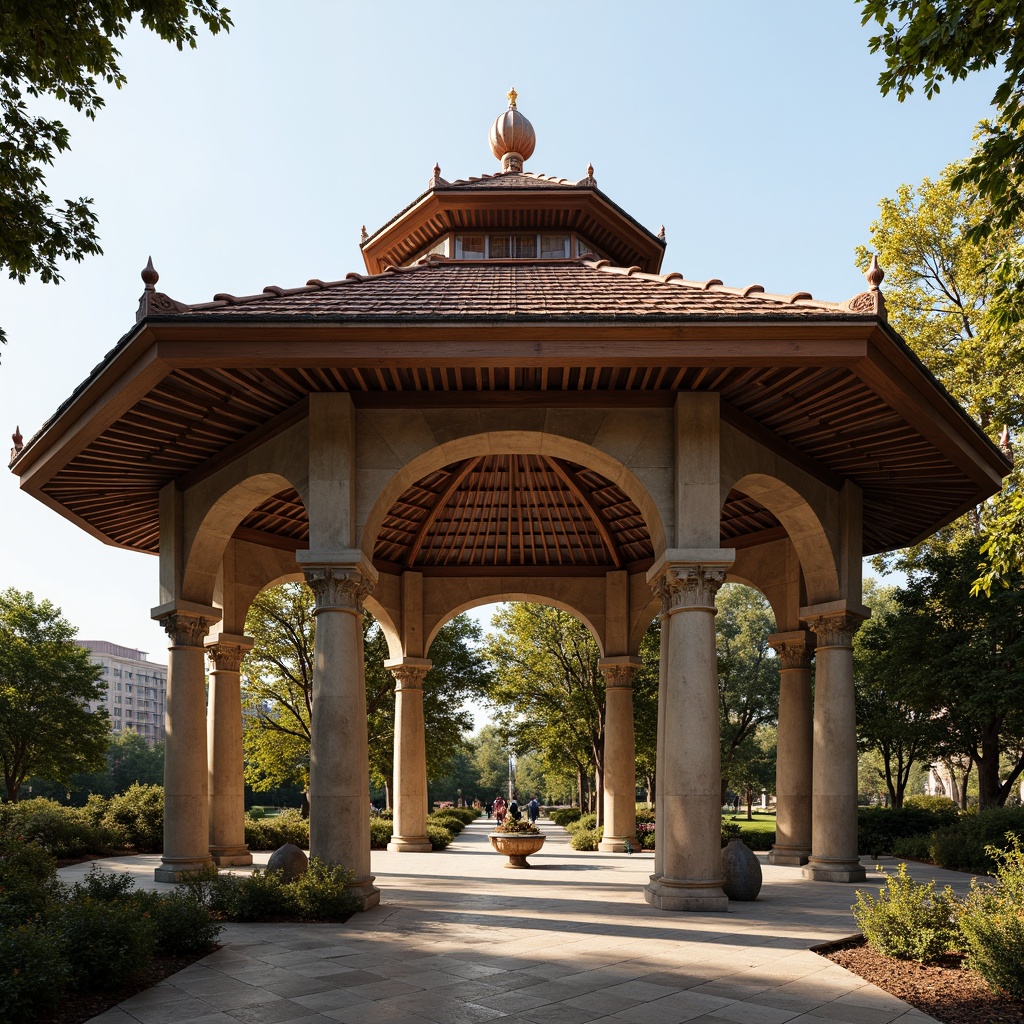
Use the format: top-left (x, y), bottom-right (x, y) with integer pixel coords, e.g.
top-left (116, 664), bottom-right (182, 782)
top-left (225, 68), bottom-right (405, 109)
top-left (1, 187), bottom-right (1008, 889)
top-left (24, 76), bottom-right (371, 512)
top-left (360, 430), bottom-right (668, 566)
top-left (725, 572), bottom-right (783, 633)
top-left (424, 590), bottom-right (604, 657)
top-left (725, 473), bottom-right (839, 606)
top-left (183, 472), bottom-right (305, 606)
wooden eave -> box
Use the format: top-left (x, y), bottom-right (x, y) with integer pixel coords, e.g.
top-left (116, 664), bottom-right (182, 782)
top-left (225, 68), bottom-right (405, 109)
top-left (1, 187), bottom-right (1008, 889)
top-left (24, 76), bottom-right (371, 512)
top-left (11, 314), bottom-right (1008, 562)
top-left (360, 187), bottom-right (666, 274)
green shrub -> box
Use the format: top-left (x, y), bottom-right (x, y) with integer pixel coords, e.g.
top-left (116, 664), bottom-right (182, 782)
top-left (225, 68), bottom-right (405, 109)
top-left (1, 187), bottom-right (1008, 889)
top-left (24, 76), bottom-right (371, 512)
top-left (290, 858), bottom-right (359, 921)
top-left (130, 888), bottom-right (222, 955)
top-left (102, 783), bottom-right (164, 853)
top-left (0, 834), bottom-right (62, 924)
top-left (438, 806), bottom-right (478, 823)
top-left (0, 922), bottom-right (68, 1021)
top-left (924, 807), bottom-right (1024, 874)
top-left (549, 808), bottom-right (582, 828)
top-left (429, 812), bottom-right (465, 834)
top-left (247, 806), bottom-right (266, 819)
top-left (570, 826), bottom-right (603, 850)
top-left (370, 816), bottom-right (392, 849)
top-left (56, 890), bottom-right (157, 990)
top-left (903, 794), bottom-right (960, 818)
top-left (376, 807), bottom-right (394, 820)
top-left (891, 834), bottom-right (932, 861)
top-left (566, 812), bottom-right (597, 834)
top-left (740, 827), bottom-right (776, 851)
top-left (721, 821), bottom-right (742, 846)
top-left (0, 798), bottom-right (118, 859)
top-left (637, 822), bottom-right (656, 849)
top-left (244, 807), bottom-right (309, 850)
top-left (635, 806), bottom-right (656, 825)
top-left (426, 824), bottom-right (454, 850)
top-left (852, 863), bottom-right (959, 962)
top-left (857, 805), bottom-right (961, 858)
top-left (957, 834), bottom-right (1024, 1000)
top-left (227, 869), bottom-right (298, 921)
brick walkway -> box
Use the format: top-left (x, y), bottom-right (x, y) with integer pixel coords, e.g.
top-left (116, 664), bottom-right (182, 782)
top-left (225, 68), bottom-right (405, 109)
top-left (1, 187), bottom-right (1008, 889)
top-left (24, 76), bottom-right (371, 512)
top-left (64, 817), bottom-right (974, 1024)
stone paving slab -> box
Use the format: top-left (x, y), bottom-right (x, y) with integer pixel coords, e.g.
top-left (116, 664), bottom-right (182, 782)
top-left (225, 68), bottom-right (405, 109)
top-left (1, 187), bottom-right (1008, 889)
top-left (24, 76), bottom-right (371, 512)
top-left (61, 818), bottom-right (982, 1024)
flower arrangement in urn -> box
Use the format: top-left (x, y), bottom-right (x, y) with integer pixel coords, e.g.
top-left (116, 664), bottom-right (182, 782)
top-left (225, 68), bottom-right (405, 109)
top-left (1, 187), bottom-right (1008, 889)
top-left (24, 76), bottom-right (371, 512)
top-left (489, 815), bottom-right (545, 867)
top-left (493, 817), bottom-right (540, 835)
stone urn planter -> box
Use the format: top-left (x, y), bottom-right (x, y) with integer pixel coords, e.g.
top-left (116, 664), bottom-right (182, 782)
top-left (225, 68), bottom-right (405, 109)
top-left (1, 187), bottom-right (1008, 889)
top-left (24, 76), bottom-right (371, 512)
top-left (489, 832), bottom-right (546, 868)
top-left (721, 835), bottom-right (762, 900)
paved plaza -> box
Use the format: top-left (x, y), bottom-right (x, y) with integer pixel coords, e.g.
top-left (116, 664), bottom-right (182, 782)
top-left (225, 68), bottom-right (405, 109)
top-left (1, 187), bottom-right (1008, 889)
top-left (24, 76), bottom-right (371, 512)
top-left (61, 817), bottom-right (976, 1024)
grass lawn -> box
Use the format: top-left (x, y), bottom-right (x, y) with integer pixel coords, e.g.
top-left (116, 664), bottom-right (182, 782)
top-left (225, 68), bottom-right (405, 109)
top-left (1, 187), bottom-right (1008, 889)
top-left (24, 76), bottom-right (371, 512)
top-left (722, 811), bottom-right (776, 836)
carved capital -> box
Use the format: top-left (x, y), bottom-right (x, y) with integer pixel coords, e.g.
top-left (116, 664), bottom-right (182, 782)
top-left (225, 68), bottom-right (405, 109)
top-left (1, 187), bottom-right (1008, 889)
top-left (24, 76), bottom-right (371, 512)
top-left (303, 565), bottom-right (374, 614)
top-left (158, 612), bottom-right (213, 649)
top-left (653, 564), bottom-right (728, 613)
top-left (600, 663), bottom-right (638, 688)
top-left (806, 612), bottom-right (864, 649)
top-left (768, 632), bottom-right (816, 670)
top-left (389, 664), bottom-right (430, 691)
top-left (206, 642), bottom-right (250, 673)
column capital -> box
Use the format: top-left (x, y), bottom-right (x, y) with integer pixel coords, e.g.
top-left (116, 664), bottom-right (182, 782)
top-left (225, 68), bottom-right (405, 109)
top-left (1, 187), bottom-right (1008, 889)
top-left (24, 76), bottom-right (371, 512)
top-left (598, 656), bottom-right (643, 688)
top-left (299, 555), bottom-right (377, 614)
top-left (205, 633), bottom-right (254, 672)
top-left (767, 630), bottom-right (816, 670)
top-left (800, 602), bottom-right (869, 649)
top-left (650, 561), bottom-right (731, 613)
top-left (151, 601), bottom-right (220, 648)
top-left (385, 657), bottom-right (432, 689)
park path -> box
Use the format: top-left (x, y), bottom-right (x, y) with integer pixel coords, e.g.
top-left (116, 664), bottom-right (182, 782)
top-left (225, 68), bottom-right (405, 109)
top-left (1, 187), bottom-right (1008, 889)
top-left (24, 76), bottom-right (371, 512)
top-left (62, 817), bottom-right (973, 1024)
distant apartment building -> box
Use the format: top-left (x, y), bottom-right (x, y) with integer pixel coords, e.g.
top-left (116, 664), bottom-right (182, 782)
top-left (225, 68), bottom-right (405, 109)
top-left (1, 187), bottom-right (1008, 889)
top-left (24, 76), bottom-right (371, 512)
top-left (77, 641), bottom-right (168, 745)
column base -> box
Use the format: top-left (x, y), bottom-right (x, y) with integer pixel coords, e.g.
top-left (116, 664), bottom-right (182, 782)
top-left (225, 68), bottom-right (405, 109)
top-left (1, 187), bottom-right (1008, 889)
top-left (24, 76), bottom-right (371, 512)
top-left (154, 855), bottom-right (215, 882)
top-left (387, 835), bottom-right (432, 853)
top-left (768, 844), bottom-right (810, 867)
top-left (598, 835), bottom-right (639, 853)
top-left (644, 875), bottom-right (729, 912)
top-left (801, 856), bottom-right (865, 882)
top-left (349, 876), bottom-right (381, 911)
top-left (210, 845), bottom-right (253, 867)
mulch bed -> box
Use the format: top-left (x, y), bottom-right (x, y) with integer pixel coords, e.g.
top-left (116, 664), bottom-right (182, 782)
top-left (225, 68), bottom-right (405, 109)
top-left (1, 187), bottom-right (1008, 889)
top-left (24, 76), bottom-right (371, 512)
top-left (30, 951), bottom-right (210, 1024)
top-left (823, 940), bottom-right (1024, 1024)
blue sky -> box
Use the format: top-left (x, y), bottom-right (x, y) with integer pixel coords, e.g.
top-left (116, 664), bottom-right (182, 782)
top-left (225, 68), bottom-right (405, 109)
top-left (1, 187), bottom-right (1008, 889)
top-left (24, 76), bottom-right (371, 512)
top-left (0, 1), bottom-right (997, 663)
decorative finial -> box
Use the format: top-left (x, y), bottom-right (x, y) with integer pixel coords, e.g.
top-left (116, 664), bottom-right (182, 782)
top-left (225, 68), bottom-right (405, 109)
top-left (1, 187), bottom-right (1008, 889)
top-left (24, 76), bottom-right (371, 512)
top-left (658, 225), bottom-right (666, 241)
top-left (578, 163), bottom-right (597, 187)
top-left (587, 162), bottom-right (594, 178)
top-left (141, 256), bottom-right (159, 290)
top-left (360, 225), bottom-right (369, 244)
top-left (433, 162), bottom-right (441, 178)
top-left (489, 91), bottom-right (535, 172)
top-left (10, 425), bottom-right (23, 464)
top-left (866, 253), bottom-right (884, 290)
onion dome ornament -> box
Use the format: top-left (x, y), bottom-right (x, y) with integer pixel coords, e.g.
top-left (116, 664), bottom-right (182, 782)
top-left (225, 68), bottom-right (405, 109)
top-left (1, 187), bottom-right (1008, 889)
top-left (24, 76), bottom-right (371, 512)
top-left (489, 88), bottom-right (536, 172)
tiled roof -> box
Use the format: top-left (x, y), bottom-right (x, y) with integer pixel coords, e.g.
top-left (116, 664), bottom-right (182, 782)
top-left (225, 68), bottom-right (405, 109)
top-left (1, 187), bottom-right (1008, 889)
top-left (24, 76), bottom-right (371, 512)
top-left (438, 171), bottom-right (582, 190)
top-left (172, 257), bottom-right (874, 320)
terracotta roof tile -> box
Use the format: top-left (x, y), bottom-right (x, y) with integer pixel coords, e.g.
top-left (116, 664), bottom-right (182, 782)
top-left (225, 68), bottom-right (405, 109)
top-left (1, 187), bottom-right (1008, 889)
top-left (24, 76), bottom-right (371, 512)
top-left (179, 258), bottom-right (866, 321)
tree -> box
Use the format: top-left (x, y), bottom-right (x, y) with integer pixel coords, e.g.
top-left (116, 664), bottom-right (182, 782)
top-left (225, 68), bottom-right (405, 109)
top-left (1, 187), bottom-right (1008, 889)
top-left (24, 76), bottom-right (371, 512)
top-left (728, 726), bottom-right (777, 820)
top-left (879, 538), bottom-right (1024, 808)
top-left (859, 1), bottom-right (1024, 238)
top-left (633, 617), bottom-right (660, 804)
top-left (716, 584), bottom-right (779, 799)
top-left (0, 1), bottom-right (231, 348)
top-left (241, 583), bottom-right (490, 801)
top-left (854, 582), bottom-right (945, 808)
top-left (0, 588), bottom-right (108, 800)
top-left (484, 603), bottom-right (606, 818)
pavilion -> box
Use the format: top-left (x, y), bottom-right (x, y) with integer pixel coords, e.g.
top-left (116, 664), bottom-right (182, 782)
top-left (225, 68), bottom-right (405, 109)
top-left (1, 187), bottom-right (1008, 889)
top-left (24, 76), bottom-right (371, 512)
top-left (10, 92), bottom-right (1009, 912)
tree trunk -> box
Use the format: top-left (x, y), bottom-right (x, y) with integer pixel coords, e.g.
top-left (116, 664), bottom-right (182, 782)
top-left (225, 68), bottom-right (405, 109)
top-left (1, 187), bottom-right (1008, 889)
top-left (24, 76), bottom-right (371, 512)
top-left (975, 723), bottom-right (1004, 809)
top-left (645, 774), bottom-right (655, 804)
top-left (745, 784), bottom-right (753, 820)
top-left (594, 761), bottom-right (604, 828)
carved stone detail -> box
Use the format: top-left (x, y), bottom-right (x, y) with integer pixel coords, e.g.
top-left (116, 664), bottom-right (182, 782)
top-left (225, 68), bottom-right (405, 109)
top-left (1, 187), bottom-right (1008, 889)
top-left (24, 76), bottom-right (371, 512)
top-left (653, 565), bottom-right (728, 612)
top-left (770, 637), bottom-right (815, 671)
top-left (600, 664), bottom-right (638, 689)
top-left (390, 664), bottom-right (429, 691)
top-left (303, 566), bottom-right (374, 613)
top-left (206, 643), bottom-right (249, 673)
top-left (806, 612), bottom-right (864, 649)
top-left (158, 612), bottom-right (213, 648)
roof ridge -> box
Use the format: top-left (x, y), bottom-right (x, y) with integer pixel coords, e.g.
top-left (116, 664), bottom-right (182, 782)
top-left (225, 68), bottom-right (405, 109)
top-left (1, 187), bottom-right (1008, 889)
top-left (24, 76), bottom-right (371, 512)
top-left (446, 170), bottom-right (574, 186)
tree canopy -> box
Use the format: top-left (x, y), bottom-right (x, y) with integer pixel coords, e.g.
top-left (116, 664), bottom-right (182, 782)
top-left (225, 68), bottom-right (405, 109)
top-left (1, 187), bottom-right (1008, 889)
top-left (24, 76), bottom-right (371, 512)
top-left (0, 587), bottom-right (109, 800)
top-left (0, 0), bottom-right (231, 346)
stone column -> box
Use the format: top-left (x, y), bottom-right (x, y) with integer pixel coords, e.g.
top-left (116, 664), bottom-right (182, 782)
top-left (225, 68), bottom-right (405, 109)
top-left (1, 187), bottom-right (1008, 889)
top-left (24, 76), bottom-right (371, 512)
top-left (206, 634), bottom-right (253, 866)
top-left (598, 656), bottom-right (641, 853)
top-left (302, 561), bottom-right (380, 910)
top-left (152, 603), bottom-right (218, 882)
top-left (767, 630), bottom-right (814, 866)
top-left (644, 562), bottom-right (729, 911)
top-left (386, 657), bottom-right (432, 853)
top-left (802, 609), bottom-right (866, 882)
